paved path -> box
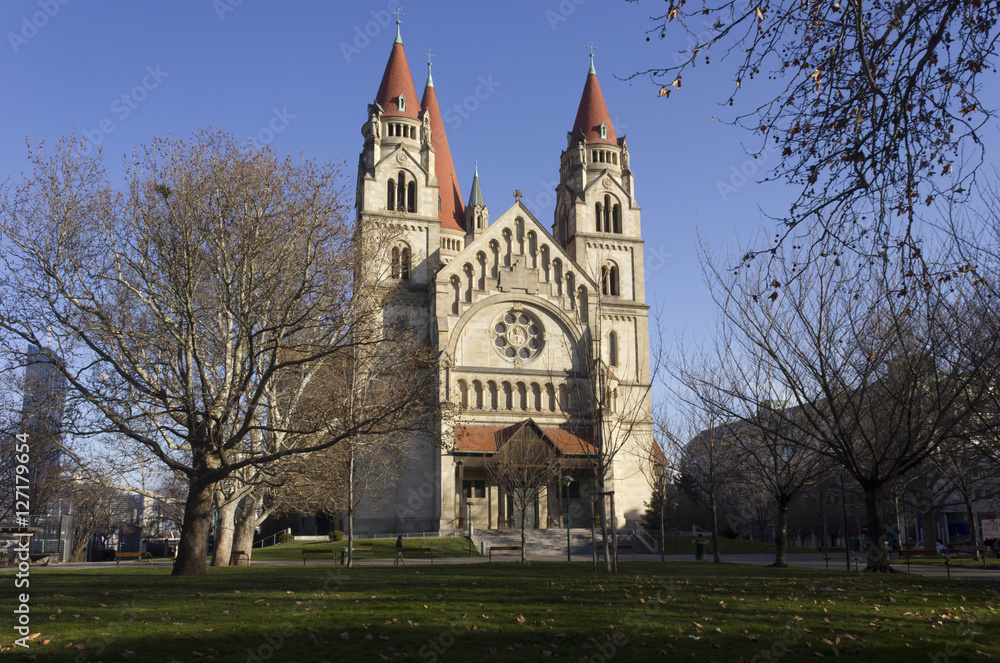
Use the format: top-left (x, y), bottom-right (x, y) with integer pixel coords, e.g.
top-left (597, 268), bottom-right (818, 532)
top-left (31, 552), bottom-right (1000, 581)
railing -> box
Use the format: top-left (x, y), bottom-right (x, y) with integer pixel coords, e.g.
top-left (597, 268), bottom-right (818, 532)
top-left (252, 529), bottom-right (290, 549)
top-left (634, 527), bottom-right (657, 553)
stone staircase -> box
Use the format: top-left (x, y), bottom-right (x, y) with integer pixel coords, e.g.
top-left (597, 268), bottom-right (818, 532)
top-left (475, 528), bottom-right (640, 556)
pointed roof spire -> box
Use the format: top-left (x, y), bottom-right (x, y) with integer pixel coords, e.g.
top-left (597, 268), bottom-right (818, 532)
top-left (468, 161), bottom-right (484, 208)
top-left (422, 67), bottom-right (466, 231)
top-left (424, 49), bottom-right (435, 88)
top-left (373, 16), bottom-right (420, 120)
top-left (393, 7), bottom-right (403, 44)
top-left (569, 44), bottom-right (617, 147)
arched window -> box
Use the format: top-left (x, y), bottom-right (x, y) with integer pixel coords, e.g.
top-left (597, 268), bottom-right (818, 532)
top-left (517, 382), bottom-right (527, 411)
top-left (397, 172), bottom-right (406, 211)
top-left (601, 263), bottom-right (619, 296)
top-left (531, 383), bottom-right (542, 411)
top-left (559, 384), bottom-right (569, 412)
top-left (608, 331), bottom-right (618, 367)
top-left (387, 180), bottom-right (396, 211)
top-left (458, 380), bottom-right (468, 409)
top-left (398, 94), bottom-right (406, 112)
top-left (488, 381), bottom-right (498, 410)
top-left (502, 381), bottom-right (513, 410)
top-left (450, 276), bottom-right (460, 314)
top-left (595, 202), bottom-right (602, 232)
top-left (603, 195), bottom-right (612, 233)
top-left (473, 381), bottom-right (484, 409)
top-left (546, 384), bottom-right (556, 412)
top-left (612, 204), bottom-right (621, 234)
top-left (400, 246), bottom-right (411, 280)
top-left (391, 247), bottom-right (400, 279)
top-left (407, 182), bottom-right (416, 213)
top-left (600, 122), bottom-right (607, 139)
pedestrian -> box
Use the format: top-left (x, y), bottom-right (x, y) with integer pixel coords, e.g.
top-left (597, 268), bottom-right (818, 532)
top-left (395, 535), bottom-right (405, 565)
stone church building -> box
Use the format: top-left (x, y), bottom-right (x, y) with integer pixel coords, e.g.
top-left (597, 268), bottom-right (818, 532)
top-left (353, 23), bottom-right (656, 535)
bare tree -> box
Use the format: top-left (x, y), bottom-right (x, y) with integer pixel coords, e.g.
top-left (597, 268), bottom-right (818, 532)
top-left (65, 474), bottom-right (136, 563)
top-left (485, 423), bottom-right (560, 563)
top-left (703, 244), bottom-right (998, 571)
top-left (0, 132), bottom-right (435, 575)
top-left (631, 0), bottom-right (999, 269)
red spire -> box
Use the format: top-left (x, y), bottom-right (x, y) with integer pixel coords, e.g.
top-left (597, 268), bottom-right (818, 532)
top-left (374, 43), bottom-right (421, 120)
top-left (422, 82), bottom-right (465, 231)
top-left (570, 69), bottom-right (617, 147)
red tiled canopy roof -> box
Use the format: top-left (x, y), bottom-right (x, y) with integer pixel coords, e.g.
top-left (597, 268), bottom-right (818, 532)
top-left (453, 421), bottom-right (596, 455)
top-left (374, 42), bottom-right (421, 120)
top-left (422, 83), bottom-right (465, 231)
top-left (570, 71), bottom-right (617, 147)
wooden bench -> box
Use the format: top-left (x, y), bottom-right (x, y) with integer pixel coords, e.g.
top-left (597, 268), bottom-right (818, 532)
top-left (951, 545), bottom-right (990, 567)
top-left (818, 547), bottom-right (860, 571)
top-left (597, 544), bottom-right (636, 562)
top-left (302, 548), bottom-right (339, 565)
top-left (898, 548), bottom-right (944, 574)
top-left (400, 547), bottom-right (437, 563)
top-left (115, 551), bottom-right (152, 566)
top-left (229, 550), bottom-right (250, 566)
top-left (489, 546), bottom-right (522, 561)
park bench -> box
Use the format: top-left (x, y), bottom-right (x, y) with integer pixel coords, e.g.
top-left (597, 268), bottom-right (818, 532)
top-left (951, 545), bottom-right (990, 567)
top-left (400, 547), bottom-right (437, 563)
top-left (597, 544), bottom-right (636, 562)
top-left (818, 547), bottom-right (861, 571)
top-left (301, 546), bottom-right (373, 565)
top-left (489, 546), bottom-right (522, 561)
top-left (115, 551), bottom-right (153, 566)
top-left (229, 550), bottom-right (250, 566)
top-left (898, 548), bottom-right (946, 574)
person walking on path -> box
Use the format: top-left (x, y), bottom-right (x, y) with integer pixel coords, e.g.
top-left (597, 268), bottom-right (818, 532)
top-left (395, 536), bottom-right (405, 565)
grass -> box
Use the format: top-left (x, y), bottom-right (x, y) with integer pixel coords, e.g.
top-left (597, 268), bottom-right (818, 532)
top-left (3, 562), bottom-right (998, 662)
top-left (652, 534), bottom-right (814, 555)
top-left (251, 537), bottom-right (482, 562)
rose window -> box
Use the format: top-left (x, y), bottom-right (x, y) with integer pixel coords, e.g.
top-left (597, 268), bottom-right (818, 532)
top-left (492, 310), bottom-right (543, 362)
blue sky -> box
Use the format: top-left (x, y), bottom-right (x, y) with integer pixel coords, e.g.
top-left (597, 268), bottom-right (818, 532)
top-left (3, 1), bottom-right (994, 352)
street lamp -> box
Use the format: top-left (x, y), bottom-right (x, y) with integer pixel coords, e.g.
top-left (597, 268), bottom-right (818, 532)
top-left (466, 500), bottom-right (474, 557)
top-left (563, 475), bottom-right (576, 562)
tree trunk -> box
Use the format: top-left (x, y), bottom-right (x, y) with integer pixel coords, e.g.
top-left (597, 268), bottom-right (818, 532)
top-left (709, 487), bottom-right (721, 563)
top-left (172, 478), bottom-right (217, 576)
top-left (347, 448), bottom-right (355, 568)
top-left (610, 492), bottom-right (618, 573)
top-left (599, 492), bottom-right (611, 573)
top-left (771, 497), bottom-right (790, 568)
top-left (964, 495), bottom-right (981, 559)
top-left (233, 491), bottom-right (262, 561)
top-left (210, 497), bottom-right (239, 567)
top-left (862, 487), bottom-right (894, 572)
top-left (590, 492), bottom-right (598, 572)
top-left (520, 507), bottom-right (527, 564)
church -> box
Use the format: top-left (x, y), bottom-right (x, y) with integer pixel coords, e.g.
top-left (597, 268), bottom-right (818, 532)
top-left (353, 21), bottom-right (656, 535)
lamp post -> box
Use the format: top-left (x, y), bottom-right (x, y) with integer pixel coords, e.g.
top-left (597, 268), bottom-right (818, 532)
top-left (466, 500), bottom-right (474, 557)
top-left (563, 475), bottom-right (575, 562)
top-left (840, 474), bottom-right (851, 572)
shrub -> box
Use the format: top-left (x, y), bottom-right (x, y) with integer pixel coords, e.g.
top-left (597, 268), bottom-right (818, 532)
top-left (328, 530), bottom-right (345, 542)
top-left (277, 533), bottom-right (294, 544)
top-left (719, 526), bottom-right (739, 539)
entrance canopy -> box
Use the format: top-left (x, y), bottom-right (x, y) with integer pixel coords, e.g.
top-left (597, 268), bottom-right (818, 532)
top-left (453, 418), bottom-right (596, 456)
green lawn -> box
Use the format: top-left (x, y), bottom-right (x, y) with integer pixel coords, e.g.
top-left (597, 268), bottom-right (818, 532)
top-left (3, 562), bottom-right (997, 662)
top-left (652, 534), bottom-right (814, 554)
top-left (250, 537), bottom-right (482, 562)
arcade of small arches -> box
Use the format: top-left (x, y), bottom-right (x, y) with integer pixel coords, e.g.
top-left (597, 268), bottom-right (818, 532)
top-left (446, 217), bottom-right (591, 319)
top-left (595, 194), bottom-right (622, 234)
top-left (455, 377), bottom-right (578, 414)
top-left (387, 170), bottom-right (417, 213)
top-left (391, 243), bottom-right (411, 280)
top-left (590, 148), bottom-right (618, 165)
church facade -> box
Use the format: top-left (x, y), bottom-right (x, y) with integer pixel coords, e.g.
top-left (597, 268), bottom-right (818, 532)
top-left (353, 24), bottom-right (656, 535)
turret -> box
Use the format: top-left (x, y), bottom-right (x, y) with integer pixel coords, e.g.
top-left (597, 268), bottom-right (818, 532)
top-left (464, 161), bottom-right (488, 239)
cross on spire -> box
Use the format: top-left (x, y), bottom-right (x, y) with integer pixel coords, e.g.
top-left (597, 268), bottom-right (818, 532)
top-left (587, 42), bottom-right (597, 74)
top-left (393, 8), bottom-right (404, 44)
top-left (424, 49), bottom-right (435, 87)
top-left (513, 189), bottom-right (523, 202)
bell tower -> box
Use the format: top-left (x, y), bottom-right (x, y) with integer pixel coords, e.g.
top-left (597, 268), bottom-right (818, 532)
top-left (553, 51), bottom-right (645, 307)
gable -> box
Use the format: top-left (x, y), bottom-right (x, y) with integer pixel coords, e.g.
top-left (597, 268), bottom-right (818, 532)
top-left (436, 201), bottom-right (597, 291)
